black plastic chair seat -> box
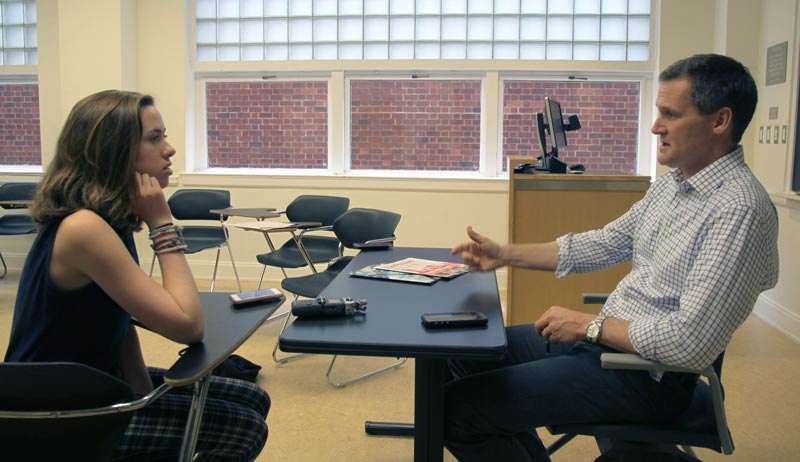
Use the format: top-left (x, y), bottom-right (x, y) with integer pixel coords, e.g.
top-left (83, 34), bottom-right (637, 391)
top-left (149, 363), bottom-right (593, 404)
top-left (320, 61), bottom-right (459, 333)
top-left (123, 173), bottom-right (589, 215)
top-left (0, 215), bottom-right (36, 235)
top-left (256, 235), bottom-right (341, 268)
top-left (280, 257), bottom-right (353, 298)
top-left (181, 226), bottom-right (227, 254)
top-left (548, 378), bottom-right (723, 453)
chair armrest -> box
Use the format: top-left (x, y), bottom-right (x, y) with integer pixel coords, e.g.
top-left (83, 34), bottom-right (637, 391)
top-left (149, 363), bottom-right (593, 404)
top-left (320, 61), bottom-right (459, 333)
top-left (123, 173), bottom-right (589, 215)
top-left (1, 382), bottom-right (173, 419)
top-left (353, 237), bottom-right (395, 249)
top-left (298, 224), bottom-right (333, 236)
top-left (600, 353), bottom-right (703, 375)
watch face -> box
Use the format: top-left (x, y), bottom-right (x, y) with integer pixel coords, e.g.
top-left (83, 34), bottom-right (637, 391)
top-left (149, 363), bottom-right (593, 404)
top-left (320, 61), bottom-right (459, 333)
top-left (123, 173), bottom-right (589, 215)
top-left (587, 323), bottom-right (600, 342)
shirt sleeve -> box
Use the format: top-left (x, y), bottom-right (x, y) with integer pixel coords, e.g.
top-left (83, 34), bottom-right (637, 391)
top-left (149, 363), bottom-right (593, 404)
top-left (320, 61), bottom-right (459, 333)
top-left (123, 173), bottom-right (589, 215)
top-left (556, 188), bottom-right (651, 278)
top-left (628, 203), bottom-right (779, 370)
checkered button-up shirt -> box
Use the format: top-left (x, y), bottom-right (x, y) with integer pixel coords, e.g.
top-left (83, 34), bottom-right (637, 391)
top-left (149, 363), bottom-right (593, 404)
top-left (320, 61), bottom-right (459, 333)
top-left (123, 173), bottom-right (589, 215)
top-left (556, 146), bottom-right (779, 377)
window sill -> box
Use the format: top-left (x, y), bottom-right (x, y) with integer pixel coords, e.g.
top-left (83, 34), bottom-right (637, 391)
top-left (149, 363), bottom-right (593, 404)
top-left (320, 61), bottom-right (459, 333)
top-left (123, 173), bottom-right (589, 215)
top-left (177, 170), bottom-right (509, 193)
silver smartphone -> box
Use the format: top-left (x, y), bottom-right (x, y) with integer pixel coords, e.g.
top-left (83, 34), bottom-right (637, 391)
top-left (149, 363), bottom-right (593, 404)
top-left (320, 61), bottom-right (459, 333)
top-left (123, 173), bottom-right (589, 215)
top-left (229, 288), bottom-right (283, 305)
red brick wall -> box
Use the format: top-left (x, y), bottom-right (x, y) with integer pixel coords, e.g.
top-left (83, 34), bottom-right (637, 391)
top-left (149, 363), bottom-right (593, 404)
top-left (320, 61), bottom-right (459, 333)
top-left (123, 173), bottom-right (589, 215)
top-left (0, 84), bottom-right (41, 165)
top-left (206, 81), bottom-right (328, 168)
top-left (205, 79), bottom-right (639, 173)
top-left (350, 80), bottom-right (481, 170)
top-left (503, 81), bottom-right (640, 173)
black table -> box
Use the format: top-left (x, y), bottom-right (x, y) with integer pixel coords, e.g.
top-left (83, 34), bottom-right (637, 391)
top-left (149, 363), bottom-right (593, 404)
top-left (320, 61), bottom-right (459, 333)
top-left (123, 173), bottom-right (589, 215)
top-left (164, 292), bottom-right (284, 462)
top-left (279, 247), bottom-right (507, 462)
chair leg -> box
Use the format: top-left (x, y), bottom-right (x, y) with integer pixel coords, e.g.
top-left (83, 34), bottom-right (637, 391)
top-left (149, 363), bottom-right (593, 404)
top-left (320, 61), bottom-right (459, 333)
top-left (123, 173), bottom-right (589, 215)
top-left (325, 355), bottom-right (408, 388)
top-left (209, 247), bottom-right (222, 292)
top-left (271, 310), bottom-right (311, 364)
top-left (256, 265), bottom-right (267, 290)
top-left (0, 251), bottom-right (7, 278)
top-left (224, 243), bottom-right (242, 292)
top-left (149, 252), bottom-right (156, 277)
top-left (256, 264), bottom-right (289, 290)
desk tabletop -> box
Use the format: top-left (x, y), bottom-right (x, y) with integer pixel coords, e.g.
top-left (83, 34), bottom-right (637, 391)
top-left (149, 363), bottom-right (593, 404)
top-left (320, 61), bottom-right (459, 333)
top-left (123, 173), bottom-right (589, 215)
top-left (164, 292), bottom-right (284, 386)
top-left (225, 220), bottom-right (323, 232)
top-left (210, 207), bottom-right (280, 219)
top-left (279, 247), bottom-right (507, 360)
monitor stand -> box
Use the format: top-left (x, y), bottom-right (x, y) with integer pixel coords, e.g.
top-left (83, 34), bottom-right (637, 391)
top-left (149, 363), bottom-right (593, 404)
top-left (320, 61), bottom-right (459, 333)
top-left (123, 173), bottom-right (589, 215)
top-left (535, 155), bottom-right (567, 174)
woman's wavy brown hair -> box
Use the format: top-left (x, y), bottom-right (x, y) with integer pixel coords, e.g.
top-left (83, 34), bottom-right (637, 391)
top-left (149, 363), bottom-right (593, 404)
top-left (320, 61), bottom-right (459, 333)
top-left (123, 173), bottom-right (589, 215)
top-left (32, 90), bottom-right (155, 234)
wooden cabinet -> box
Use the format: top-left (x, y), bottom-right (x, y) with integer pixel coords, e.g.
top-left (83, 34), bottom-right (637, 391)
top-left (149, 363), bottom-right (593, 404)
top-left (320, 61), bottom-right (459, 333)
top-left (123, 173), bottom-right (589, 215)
top-left (506, 159), bottom-right (650, 326)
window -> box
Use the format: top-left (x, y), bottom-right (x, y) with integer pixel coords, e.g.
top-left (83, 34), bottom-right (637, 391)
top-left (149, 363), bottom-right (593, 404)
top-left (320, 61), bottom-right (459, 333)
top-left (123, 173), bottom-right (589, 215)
top-left (0, 83), bottom-right (41, 166)
top-left (0, 0), bottom-right (37, 65)
top-left (349, 79), bottom-right (481, 171)
top-left (206, 80), bottom-right (328, 168)
top-left (502, 80), bottom-right (640, 173)
top-left (0, 1), bottom-right (39, 167)
top-left (195, 0), bottom-right (651, 61)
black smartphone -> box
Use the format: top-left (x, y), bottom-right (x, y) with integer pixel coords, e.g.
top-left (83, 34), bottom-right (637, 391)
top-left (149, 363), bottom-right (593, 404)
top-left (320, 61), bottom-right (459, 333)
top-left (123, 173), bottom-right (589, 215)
top-left (421, 312), bottom-right (488, 328)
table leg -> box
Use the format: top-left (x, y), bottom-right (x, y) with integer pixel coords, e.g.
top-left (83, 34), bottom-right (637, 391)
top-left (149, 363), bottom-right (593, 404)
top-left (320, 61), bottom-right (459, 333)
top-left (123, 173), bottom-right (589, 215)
top-left (364, 359), bottom-right (447, 461)
top-left (179, 374), bottom-right (212, 462)
top-left (415, 358), bottom-right (446, 462)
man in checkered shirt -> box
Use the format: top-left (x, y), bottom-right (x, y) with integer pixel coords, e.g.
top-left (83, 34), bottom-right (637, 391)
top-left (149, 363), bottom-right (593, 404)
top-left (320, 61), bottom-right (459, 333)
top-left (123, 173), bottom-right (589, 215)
top-left (445, 54), bottom-right (779, 462)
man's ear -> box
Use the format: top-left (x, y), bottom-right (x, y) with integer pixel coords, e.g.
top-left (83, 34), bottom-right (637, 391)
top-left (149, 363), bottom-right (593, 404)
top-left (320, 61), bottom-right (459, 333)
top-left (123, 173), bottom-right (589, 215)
top-left (712, 107), bottom-right (734, 136)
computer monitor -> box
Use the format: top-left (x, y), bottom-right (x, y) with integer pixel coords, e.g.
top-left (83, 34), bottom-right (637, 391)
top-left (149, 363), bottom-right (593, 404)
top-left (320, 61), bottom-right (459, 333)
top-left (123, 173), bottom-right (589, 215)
top-left (533, 97), bottom-right (581, 173)
top-left (545, 97), bottom-right (568, 151)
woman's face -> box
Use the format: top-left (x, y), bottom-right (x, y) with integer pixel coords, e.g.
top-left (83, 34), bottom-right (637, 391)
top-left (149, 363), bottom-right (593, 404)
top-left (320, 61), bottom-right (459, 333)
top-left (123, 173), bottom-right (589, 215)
top-left (135, 105), bottom-right (176, 188)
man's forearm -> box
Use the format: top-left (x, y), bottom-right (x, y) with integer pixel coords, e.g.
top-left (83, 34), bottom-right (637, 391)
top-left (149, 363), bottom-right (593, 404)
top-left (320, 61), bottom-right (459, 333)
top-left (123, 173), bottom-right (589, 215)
top-left (502, 241), bottom-right (560, 271)
top-left (598, 318), bottom-right (636, 354)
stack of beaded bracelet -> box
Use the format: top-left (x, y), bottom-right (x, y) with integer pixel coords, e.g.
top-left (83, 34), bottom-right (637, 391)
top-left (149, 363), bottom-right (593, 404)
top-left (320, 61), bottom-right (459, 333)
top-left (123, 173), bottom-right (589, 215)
top-left (149, 222), bottom-right (188, 254)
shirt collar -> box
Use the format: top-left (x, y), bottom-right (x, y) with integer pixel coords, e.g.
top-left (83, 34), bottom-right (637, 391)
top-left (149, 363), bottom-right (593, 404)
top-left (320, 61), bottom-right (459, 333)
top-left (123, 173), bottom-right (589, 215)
top-left (668, 146), bottom-right (745, 196)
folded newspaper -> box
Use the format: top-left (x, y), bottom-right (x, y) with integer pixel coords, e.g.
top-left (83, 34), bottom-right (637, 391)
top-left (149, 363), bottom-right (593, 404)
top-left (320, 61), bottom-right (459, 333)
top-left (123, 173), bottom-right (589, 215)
top-left (373, 257), bottom-right (469, 279)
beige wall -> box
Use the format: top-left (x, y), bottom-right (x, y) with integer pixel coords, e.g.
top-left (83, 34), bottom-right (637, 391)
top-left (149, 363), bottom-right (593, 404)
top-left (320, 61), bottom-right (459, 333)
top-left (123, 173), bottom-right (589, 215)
top-left (1, 0), bottom-right (798, 340)
top-left (749, 0), bottom-right (800, 342)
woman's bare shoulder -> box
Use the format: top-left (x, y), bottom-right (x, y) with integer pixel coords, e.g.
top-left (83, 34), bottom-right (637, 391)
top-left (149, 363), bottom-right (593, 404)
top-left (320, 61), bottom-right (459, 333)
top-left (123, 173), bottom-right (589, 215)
top-left (57, 210), bottom-right (117, 245)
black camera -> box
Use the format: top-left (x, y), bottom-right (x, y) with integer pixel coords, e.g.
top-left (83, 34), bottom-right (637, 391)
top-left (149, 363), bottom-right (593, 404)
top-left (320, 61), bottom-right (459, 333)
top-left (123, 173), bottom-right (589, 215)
top-left (291, 297), bottom-right (367, 317)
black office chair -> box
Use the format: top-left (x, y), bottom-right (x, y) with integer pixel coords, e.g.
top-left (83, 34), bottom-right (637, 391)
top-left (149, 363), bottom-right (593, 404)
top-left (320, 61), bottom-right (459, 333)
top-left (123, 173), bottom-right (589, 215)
top-left (0, 182), bottom-right (38, 278)
top-left (255, 195), bottom-right (350, 289)
top-left (150, 189), bottom-right (241, 292)
top-left (276, 207), bottom-right (407, 388)
top-left (546, 295), bottom-right (734, 462)
top-left (0, 362), bottom-right (172, 462)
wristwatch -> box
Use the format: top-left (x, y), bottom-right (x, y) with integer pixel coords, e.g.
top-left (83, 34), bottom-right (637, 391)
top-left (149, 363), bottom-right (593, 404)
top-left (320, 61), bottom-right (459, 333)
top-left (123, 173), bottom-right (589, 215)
top-left (586, 316), bottom-right (605, 343)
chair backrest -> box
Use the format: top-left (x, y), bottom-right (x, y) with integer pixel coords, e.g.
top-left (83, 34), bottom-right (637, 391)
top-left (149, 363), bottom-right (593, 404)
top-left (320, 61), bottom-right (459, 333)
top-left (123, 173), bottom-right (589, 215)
top-left (333, 208), bottom-right (401, 249)
top-left (0, 362), bottom-right (135, 461)
top-left (285, 195), bottom-right (350, 226)
top-left (168, 189), bottom-right (231, 221)
top-left (0, 182), bottom-right (37, 209)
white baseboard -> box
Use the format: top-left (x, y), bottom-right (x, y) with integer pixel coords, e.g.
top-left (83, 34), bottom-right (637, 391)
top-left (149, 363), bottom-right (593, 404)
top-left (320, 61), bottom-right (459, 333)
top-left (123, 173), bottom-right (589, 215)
top-left (753, 294), bottom-right (800, 344)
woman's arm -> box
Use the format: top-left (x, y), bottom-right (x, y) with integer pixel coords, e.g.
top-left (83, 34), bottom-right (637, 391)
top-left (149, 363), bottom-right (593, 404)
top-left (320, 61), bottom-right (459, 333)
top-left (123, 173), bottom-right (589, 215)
top-left (118, 324), bottom-right (154, 394)
top-left (49, 174), bottom-right (203, 345)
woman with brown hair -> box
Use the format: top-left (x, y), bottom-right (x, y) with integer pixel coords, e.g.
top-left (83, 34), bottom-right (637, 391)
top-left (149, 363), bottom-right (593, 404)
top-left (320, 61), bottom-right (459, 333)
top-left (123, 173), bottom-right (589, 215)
top-left (5, 90), bottom-right (269, 461)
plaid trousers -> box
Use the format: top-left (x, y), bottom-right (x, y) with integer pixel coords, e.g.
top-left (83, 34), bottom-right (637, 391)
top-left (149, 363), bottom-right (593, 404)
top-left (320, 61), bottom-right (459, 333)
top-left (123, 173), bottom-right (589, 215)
top-left (112, 367), bottom-right (270, 462)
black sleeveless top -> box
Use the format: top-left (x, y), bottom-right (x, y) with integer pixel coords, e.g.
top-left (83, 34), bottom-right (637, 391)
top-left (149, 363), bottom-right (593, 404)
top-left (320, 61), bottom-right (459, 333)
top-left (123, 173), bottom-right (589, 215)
top-left (4, 216), bottom-right (138, 377)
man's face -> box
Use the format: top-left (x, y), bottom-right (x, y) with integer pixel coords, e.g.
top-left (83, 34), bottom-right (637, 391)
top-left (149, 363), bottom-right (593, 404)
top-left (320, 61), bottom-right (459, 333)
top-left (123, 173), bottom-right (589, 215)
top-left (651, 78), bottom-right (719, 178)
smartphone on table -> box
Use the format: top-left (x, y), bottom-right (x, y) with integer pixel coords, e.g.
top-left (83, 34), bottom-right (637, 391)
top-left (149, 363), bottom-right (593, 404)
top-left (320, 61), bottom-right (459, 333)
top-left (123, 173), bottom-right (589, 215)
top-left (421, 311), bottom-right (488, 328)
top-left (229, 288), bottom-right (284, 306)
